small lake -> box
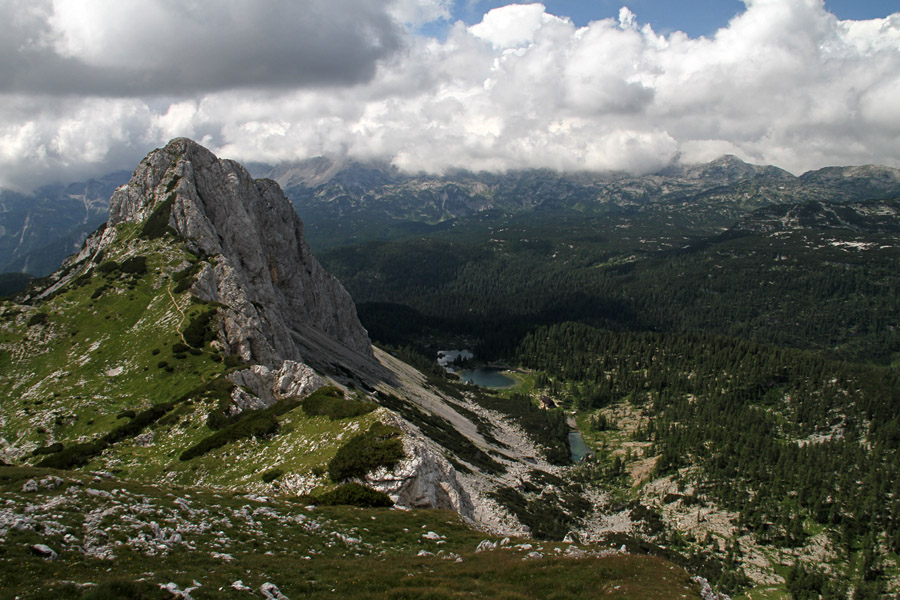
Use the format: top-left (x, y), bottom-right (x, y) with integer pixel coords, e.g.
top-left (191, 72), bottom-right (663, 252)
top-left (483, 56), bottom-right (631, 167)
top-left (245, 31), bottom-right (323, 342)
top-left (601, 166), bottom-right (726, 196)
top-left (458, 368), bottom-right (516, 388)
top-left (568, 430), bottom-right (590, 463)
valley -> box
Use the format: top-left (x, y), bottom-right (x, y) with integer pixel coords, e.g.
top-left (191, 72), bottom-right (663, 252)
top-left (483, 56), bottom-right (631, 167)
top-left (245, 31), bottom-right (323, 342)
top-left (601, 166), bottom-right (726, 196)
top-left (1, 141), bottom-right (899, 598)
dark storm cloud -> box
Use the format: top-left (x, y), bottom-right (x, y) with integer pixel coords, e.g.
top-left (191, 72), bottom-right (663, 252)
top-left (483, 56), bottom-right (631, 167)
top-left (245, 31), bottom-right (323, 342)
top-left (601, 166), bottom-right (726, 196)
top-left (0, 0), bottom-right (404, 96)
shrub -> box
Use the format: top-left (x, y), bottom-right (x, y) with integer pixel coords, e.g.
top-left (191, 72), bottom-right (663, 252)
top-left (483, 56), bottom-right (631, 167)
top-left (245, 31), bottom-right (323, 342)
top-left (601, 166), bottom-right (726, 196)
top-left (31, 442), bottom-right (64, 456)
top-left (173, 278), bottom-right (193, 294)
top-left (119, 255), bottom-right (148, 276)
top-left (102, 402), bottom-right (175, 446)
top-left (318, 483), bottom-right (393, 507)
top-left (172, 342), bottom-right (190, 353)
top-left (172, 261), bottom-right (203, 294)
top-left (181, 397), bottom-right (302, 461)
top-left (165, 174), bottom-right (182, 193)
top-left (301, 386), bottom-right (377, 420)
top-left (140, 193), bottom-right (177, 239)
top-left (35, 441), bottom-right (104, 469)
top-left (82, 578), bottom-right (170, 599)
top-left (261, 468), bottom-right (284, 483)
top-left (328, 422), bottom-right (405, 482)
top-left (183, 309), bottom-right (217, 348)
top-left (97, 260), bottom-right (119, 274)
top-left (27, 313), bottom-right (49, 327)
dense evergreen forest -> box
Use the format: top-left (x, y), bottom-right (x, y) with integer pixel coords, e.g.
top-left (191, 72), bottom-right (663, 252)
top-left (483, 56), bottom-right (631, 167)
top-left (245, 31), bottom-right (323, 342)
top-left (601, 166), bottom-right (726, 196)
top-left (517, 323), bottom-right (899, 596)
top-left (317, 206), bottom-right (900, 597)
top-left (322, 212), bottom-right (900, 364)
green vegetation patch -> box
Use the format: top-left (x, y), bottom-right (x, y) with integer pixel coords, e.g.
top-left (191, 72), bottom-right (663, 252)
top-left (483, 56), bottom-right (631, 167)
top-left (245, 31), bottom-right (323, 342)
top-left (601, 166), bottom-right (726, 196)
top-left (140, 193), bottom-right (177, 240)
top-left (301, 386), bottom-right (377, 420)
top-left (182, 308), bottom-right (217, 348)
top-left (119, 256), bottom-right (148, 276)
top-left (317, 482), bottom-right (393, 507)
top-left (468, 388), bottom-right (570, 465)
top-left (328, 422), bottom-right (405, 482)
top-left (180, 396), bottom-right (304, 461)
top-left (26, 312), bottom-right (49, 327)
top-left (36, 401), bottom-right (177, 469)
top-left (490, 470), bottom-right (591, 541)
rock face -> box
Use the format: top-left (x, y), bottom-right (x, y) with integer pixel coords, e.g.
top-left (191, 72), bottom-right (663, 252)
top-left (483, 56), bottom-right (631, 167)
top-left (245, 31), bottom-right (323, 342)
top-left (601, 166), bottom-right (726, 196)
top-left (365, 417), bottom-right (475, 520)
top-left (107, 138), bottom-right (371, 368)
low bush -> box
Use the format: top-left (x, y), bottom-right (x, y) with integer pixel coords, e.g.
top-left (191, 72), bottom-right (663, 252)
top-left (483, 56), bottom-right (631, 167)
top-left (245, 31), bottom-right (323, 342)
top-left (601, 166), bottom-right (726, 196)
top-left (183, 309), bottom-right (217, 348)
top-left (27, 313), bottom-right (49, 327)
top-left (318, 482), bottom-right (393, 507)
top-left (140, 193), bottom-right (177, 239)
top-left (181, 397), bottom-right (302, 461)
top-left (172, 261), bottom-right (203, 294)
top-left (36, 402), bottom-right (177, 470)
top-left (31, 442), bottom-right (64, 456)
top-left (97, 261), bottom-right (119, 274)
top-left (328, 422), bottom-right (405, 482)
top-left (301, 386), bottom-right (377, 420)
top-left (119, 256), bottom-right (148, 276)
top-left (35, 441), bottom-right (105, 470)
top-left (261, 468), bottom-right (284, 483)
top-left (82, 578), bottom-right (170, 599)
top-left (102, 402), bottom-right (175, 446)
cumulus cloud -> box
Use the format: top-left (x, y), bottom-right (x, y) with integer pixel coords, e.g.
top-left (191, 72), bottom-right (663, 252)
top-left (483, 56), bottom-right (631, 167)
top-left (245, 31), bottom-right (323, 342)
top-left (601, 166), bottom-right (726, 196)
top-left (1, 0), bottom-right (899, 189)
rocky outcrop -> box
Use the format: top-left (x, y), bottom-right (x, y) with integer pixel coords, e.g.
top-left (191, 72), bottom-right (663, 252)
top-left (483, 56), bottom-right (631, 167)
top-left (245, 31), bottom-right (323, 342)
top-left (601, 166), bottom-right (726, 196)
top-left (107, 138), bottom-right (371, 368)
top-left (228, 361), bottom-right (324, 411)
top-left (365, 416), bottom-right (475, 520)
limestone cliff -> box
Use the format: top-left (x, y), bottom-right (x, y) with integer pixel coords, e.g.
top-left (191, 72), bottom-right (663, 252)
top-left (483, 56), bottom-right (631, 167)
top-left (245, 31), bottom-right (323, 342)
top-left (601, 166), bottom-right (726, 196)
top-left (106, 138), bottom-right (371, 368)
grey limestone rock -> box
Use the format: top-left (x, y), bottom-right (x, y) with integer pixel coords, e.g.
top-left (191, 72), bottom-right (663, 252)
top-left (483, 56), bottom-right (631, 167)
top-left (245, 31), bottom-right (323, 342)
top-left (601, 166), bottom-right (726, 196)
top-left (365, 418), bottom-right (475, 520)
top-left (228, 361), bottom-right (323, 410)
top-left (107, 138), bottom-right (371, 368)
top-left (30, 543), bottom-right (57, 559)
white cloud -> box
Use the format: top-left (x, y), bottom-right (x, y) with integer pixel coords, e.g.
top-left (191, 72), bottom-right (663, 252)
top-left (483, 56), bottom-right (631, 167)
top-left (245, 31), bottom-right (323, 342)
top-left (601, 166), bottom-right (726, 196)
top-left (468, 3), bottom-right (568, 49)
top-left (0, 0), bottom-right (899, 189)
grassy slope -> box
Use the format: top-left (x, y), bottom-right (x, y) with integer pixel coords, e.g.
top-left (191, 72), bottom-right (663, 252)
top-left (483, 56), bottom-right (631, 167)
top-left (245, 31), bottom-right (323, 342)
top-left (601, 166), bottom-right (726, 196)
top-left (0, 466), bottom-right (702, 600)
top-left (0, 224), bottom-right (379, 493)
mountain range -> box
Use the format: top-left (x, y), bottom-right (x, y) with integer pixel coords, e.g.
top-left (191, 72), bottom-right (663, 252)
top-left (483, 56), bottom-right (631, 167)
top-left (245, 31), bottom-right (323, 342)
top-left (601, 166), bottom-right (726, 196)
top-left (2, 140), bottom-right (900, 598)
top-left (4, 154), bottom-right (900, 278)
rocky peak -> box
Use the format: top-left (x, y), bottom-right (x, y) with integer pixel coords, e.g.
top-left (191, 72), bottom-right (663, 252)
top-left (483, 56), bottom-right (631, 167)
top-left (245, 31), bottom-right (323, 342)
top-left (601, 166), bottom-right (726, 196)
top-left (108, 138), bottom-right (372, 367)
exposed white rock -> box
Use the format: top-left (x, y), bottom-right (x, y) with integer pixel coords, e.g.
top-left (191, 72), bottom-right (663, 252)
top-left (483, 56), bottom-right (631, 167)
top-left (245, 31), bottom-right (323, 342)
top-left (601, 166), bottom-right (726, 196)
top-left (365, 416), bottom-right (474, 520)
top-left (228, 361), bottom-right (323, 410)
top-left (260, 582), bottom-right (289, 600)
top-left (107, 138), bottom-right (372, 369)
top-left (30, 543), bottom-right (57, 559)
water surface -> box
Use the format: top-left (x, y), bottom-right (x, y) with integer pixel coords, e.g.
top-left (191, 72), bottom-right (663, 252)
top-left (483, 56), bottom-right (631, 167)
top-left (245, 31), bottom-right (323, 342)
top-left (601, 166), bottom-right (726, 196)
top-left (569, 430), bottom-right (590, 463)
top-left (459, 368), bottom-right (516, 388)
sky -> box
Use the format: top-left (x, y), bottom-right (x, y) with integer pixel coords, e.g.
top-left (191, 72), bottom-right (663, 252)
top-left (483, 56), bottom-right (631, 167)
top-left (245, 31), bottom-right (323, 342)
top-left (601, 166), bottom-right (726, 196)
top-left (1, 0), bottom-right (899, 190)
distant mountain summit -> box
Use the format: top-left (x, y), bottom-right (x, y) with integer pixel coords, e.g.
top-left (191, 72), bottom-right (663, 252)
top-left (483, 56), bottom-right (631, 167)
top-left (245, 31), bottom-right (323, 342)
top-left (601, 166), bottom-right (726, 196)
top-left (6, 154), bottom-right (900, 273)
